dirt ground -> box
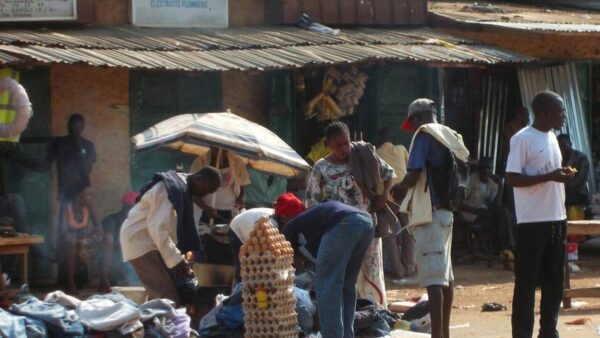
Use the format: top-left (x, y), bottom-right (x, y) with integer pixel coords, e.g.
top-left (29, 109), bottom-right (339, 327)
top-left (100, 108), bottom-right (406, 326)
top-left (386, 241), bottom-right (600, 338)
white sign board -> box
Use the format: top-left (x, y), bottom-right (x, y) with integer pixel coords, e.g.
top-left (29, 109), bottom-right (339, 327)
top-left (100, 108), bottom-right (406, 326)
top-left (0, 0), bottom-right (77, 22)
top-left (132, 0), bottom-right (228, 28)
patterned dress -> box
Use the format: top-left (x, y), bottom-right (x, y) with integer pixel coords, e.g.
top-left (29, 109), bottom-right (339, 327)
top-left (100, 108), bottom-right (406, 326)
top-left (306, 157), bottom-right (395, 306)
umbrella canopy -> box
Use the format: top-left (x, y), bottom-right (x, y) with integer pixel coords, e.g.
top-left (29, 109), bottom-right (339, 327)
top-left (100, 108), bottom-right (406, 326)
top-left (131, 111), bottom-right (310, 177)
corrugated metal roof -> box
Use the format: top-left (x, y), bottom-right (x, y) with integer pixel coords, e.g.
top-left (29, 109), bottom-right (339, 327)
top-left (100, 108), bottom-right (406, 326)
top-left (0, 50), bottom-right (19, 64)
top-left (430, 1), bottom-right (600, 33)
top-left (0, 25), bottom-right (535, 70)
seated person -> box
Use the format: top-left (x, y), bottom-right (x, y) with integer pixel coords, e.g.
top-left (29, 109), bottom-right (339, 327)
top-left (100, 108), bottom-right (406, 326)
top-left (229, 193), bottom-right (305, 282)
top-left (100, 191), bottom-right (139, 290)
top-left (61, 186), bottom-right (111, 293)
top-left (244, 168), bottom-right (287, 209)
top-left (457, 157), bottom-right (513, 252)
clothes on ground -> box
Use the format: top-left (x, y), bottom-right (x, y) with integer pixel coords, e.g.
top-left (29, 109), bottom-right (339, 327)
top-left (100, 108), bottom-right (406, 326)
top-left (9, 297), bottom-right (84, 337)
top-left (0, 308), bottom-right (47, 338)
top-left (121, 177), bottom-right (201, 269)
top-left (460, 173), bottom-right (499, 223)
top-left (244, 169), bottom-right (287, 208)
top-left (354, 298), bottom-right (400, 337)
top-left (562, 148), bottom-right (591, 206)
top-left (506, 126), bottom-right (566, 224)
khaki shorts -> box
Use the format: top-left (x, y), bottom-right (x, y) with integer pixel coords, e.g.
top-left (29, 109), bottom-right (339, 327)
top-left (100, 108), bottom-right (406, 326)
top-left (410, 209), bottom-right (454, 287)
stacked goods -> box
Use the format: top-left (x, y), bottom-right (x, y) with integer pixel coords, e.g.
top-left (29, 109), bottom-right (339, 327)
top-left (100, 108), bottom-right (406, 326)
top-left (239, 217), bottom-right (298, 338)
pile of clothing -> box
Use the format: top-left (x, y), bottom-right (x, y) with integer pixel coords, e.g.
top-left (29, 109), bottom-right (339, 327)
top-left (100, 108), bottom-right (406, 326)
top-left (0, 289), bottom-right (195, 338)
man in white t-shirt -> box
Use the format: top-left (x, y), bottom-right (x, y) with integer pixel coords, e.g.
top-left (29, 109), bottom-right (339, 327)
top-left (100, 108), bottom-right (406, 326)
top-left (506, 91), bottom-right (574, 338)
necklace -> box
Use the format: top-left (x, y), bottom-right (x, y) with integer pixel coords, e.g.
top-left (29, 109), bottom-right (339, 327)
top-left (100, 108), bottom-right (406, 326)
top-left (66, 205), bottom-right (89, 230)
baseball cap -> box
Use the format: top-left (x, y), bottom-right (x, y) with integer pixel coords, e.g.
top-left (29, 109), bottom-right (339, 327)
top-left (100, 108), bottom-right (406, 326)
top-left (401, 98), bottom-right (437, 132)
top-left (274, 193), bottom-right (305, 218)
top-left (121, 191), bottom-right (140, 206)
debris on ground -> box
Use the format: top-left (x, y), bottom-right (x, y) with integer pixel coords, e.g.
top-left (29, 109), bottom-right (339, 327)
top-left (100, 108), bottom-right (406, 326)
top-left (481, 302), bottom-right (507, 312)
top-left (565, 317), bottom-right (592, 325)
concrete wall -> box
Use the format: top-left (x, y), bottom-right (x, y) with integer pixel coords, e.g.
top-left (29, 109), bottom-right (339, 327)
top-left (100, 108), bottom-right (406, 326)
top-left (50, 64), bottom-right (130, 220)
top-left (440, 27), bottom-right (600, 60)
top-left (94, 0), bottom-right (129, 25)
top-left (222, 71), bottom-right (268, 124)
top-left (92, 0), bottom-right (267, 27)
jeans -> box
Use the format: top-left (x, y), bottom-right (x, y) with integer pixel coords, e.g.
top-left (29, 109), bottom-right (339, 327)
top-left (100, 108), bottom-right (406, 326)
top-left (512, 220), bottom-right (566, 338)
top-left (315, 212), bottom-right (374, 338)
top-left (9, 297), bottom-right (84, 337)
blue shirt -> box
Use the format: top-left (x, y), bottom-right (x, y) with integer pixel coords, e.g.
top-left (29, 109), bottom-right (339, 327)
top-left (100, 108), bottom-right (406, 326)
top-left (281, 201), bottom-right (364, 259)
top-left (407, 132), bottom-right (447, 205)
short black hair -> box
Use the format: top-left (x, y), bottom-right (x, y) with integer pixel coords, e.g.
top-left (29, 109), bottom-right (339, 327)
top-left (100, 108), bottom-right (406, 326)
top-left (190, 165), bottom-right (221, 186)
top-left (378, 127), bottom-right (394, 145)
top-left (478, 156), bottom-right (493, 168)
top-left (68, 113), bottom-right (84, 125)
top-left (325, 121), bottom-right (350, 140)
top-left (557, 133), bottom-right (571, 142)
top-left (531, 91), bottom-right (562, 116)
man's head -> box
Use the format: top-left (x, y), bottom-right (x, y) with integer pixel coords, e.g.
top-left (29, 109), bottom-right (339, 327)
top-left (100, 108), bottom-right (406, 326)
top-left (531, 91), bottom-right (566, 131)
top-left (477, 156), bottom-right (493, 180)
top-left (67, 113), bottom-right (85, 137)
top-left (401, 98), bottom-right (437, 132)
top-left (378, 127), bottom-right (394, 146)
top-left (188, 166), bottom-right (221, 199)
top-left (273, 192), bottom-right (305, 226)
top-left (121, 191), bottom-right (139, 213)
top-left (557, 133), bottom-right (572, 157)
top-left (325, 121), bottom-right (351, 162)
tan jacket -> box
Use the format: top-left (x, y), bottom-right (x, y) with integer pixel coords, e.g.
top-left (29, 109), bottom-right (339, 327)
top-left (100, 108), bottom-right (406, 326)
top-left (400, 123), bottom-right (469, 229)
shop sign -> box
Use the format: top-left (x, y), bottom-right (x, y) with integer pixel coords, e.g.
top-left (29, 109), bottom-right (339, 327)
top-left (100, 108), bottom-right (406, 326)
top-left (131, 0), bottom-right (228, 28)
top-left (0, 0), bottom-right (77, 22)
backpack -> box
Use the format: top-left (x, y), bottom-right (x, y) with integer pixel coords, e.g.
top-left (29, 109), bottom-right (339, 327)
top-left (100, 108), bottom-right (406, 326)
top-left (429, 146), bottom-right (470, 212)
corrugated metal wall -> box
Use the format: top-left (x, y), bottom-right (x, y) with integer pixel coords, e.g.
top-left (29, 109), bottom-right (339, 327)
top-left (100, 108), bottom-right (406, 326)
top-left (517, 63), bottom-right (596, 192)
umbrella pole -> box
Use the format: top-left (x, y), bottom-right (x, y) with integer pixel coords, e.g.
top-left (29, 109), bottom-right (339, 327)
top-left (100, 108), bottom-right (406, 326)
top-left (209, 148), bottom-right (223, 226)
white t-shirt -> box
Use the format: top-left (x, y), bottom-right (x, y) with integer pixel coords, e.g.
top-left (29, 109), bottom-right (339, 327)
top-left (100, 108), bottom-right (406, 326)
top-left (506, 126), bottom-right (566, 223)
top-left (229, 208), bottom-right (278, 243)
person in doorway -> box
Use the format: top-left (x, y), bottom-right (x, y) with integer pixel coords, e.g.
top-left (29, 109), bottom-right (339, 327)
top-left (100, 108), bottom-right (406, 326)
top-left (190, 148), bottom-right (250, 264)
top-left (37, 114), bottom-right (96, 233)
top-left (61, 186), bottom-right (109, 294)
top-left (506, 91), bottom-right (572, 338)
top-left (392, 98), bottom-right (469, 338)
top-left (457, 157), bottom-right (514, 252)
top-left (281, 201), bottom-right (374, 338)
top-left (229, 192), bottom-right (305, 282)
top-left (557, 134), bottom-right (591, 209)
top-left (375, 127), bottom-right (415, 280)
top-left (306, 121), bottom-right (395, 306)
top-left (100, 191), bottom-right (139, 290)
top-left (120, 167), bottom-right (221, 305)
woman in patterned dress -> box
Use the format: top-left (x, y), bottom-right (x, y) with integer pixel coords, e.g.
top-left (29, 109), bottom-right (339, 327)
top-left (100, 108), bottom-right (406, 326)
top-left (306, 121), bottom-right (395, 306)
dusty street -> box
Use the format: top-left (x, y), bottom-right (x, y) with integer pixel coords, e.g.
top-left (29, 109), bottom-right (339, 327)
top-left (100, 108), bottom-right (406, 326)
top-left (386, 242), bottom-right (600, 338)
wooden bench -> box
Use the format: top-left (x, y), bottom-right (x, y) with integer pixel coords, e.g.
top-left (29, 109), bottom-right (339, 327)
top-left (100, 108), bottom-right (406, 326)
top-left (0, 235), bottom-right (44, 290)
top-left (564, 221), bottom-right (600, 309)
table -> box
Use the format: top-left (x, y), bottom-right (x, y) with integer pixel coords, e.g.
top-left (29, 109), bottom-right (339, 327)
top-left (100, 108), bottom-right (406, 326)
top-left (0, 235), bottom-right (44, 289)
top-left (564, 220), bottom-right (600, 309)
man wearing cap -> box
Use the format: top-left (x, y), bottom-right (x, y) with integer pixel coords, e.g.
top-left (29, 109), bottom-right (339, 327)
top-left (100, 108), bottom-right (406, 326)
top-left (393, 98), bottom-right (469, 338)
top-left (229, 192), bottom-right (305, 282)
top-left (281, 201), bottom-right (374, 338)
top-left (99, 191), bottom-right (139, 291)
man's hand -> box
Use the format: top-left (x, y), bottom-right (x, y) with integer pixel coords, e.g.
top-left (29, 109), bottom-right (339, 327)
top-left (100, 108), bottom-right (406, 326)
top-left (372, 195), bottom-right (387, 212)
top-left (548, 168), bottom-right (575, 183)
top-left (171, 259), bottom-right (195, 280)
top-left (391, 184), bottom-right (408, 203)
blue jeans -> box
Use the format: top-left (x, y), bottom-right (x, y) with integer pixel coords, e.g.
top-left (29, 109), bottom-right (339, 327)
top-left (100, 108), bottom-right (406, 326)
top-left (315, 212), bottom-right (374, 338)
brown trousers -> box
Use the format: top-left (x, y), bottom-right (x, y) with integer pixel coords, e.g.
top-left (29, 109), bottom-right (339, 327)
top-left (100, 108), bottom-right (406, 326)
top-left (130, 250), bottom-right (179, 304)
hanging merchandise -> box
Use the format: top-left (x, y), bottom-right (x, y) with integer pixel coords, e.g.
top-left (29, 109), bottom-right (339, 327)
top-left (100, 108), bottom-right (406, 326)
top-left (305, 67), bottom-right (369, 122)
top-left (0, 70), bottom-right (32, 143)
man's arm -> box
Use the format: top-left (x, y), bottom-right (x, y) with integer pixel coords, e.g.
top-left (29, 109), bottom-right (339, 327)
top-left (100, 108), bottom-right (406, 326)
top-left (391, 170), bottom-right (421, 203)
top-left (506, 169), bottom-right (573, 187)
top-left (145, 184), bottom-right (184, 269)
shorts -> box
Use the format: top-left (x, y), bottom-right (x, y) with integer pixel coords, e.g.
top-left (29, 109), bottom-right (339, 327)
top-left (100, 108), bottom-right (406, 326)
top-left (410, 209), bottom-right (454, 287)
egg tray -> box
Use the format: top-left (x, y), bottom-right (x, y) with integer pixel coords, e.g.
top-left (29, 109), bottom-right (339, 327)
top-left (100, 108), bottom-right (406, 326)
top-left (244, 314), bottom-right (298, 338)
